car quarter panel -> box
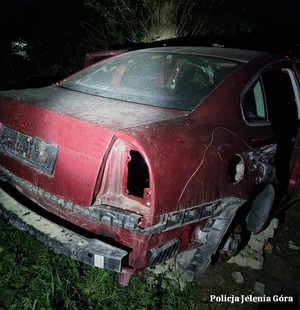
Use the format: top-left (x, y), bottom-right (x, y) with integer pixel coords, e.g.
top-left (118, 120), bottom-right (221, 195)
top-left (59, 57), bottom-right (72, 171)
top-left (119, 65), bottom-right (276, 216)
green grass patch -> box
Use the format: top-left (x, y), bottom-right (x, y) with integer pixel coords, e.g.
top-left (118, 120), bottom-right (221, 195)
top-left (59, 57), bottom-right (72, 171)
top-left (0, 218), bottom-right (202, 310)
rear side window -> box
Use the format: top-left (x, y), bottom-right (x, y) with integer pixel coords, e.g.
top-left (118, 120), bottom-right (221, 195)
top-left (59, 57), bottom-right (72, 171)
top-left (243, 79), bottom-right (267, 123)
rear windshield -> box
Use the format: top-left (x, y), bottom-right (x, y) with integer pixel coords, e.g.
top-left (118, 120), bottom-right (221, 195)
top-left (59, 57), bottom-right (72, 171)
top-left (60, 51), bottom-right (242, 111)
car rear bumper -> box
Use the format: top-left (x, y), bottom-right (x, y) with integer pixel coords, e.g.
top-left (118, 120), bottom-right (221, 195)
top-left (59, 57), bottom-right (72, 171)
top-left (0, 186), bottom-right (128, 273)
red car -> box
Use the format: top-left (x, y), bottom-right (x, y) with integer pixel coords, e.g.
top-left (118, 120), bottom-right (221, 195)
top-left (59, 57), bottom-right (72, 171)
top-left (0, 47), bottom-right (300, 285)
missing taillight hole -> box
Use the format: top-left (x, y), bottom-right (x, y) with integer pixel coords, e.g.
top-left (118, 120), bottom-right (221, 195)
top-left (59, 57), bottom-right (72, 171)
top-left (228, 154), bottom-right (244, 183)
top-left (127, 150), bottom-right (149, 198)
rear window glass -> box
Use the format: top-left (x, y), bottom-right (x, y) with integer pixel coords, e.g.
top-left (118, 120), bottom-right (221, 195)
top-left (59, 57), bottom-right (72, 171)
top-left (61, 51), bottom-right (242, 111)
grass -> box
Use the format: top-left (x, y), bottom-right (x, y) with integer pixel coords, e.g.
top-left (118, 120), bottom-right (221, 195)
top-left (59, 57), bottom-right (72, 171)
top-left (2, 201), bottom-right (299, 310)
top-left (0, 218), bottom-right (202, 310)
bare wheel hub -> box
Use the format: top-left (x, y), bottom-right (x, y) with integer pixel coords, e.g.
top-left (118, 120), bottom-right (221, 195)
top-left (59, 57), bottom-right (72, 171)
top-left (219, 224), bottom-right (242, 262)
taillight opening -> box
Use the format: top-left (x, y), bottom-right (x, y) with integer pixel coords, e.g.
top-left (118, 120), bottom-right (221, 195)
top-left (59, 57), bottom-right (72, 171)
top-left (127, 150), bottom-right (149, 198)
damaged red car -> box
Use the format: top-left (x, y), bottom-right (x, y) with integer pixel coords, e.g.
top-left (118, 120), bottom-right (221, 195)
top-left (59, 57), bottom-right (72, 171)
top-left (1, 46), bottom-right (300, 285)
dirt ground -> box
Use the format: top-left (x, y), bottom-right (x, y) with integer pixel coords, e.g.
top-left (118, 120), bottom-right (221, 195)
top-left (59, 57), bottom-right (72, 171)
top-left (194, 201), bottom-right (300, 309)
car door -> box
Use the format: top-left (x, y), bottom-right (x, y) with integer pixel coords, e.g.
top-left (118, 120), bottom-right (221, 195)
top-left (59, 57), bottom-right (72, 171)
top-left (261, 64), bottom-right (300, 199)
top-left (285, 63), bottom-right (300, 197)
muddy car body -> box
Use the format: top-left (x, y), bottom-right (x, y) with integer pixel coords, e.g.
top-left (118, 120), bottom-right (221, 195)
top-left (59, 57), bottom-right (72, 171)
top-left (0, 46), bottom-right (300, 285)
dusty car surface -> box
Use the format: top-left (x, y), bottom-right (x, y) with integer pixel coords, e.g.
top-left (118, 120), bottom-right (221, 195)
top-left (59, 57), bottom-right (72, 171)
top-left (0, 46), bottom-right (300, 285)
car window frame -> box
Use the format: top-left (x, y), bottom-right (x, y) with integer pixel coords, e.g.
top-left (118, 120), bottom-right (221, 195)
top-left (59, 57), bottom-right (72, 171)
top-left (241, 61), bottom-right (300, 127)
top-left (241, 75), bottom-right (270, 127)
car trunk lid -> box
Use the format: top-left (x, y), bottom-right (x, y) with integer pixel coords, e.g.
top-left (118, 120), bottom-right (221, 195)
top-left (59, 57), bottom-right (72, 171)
top-left (1, 85), bottom-right (186, 129)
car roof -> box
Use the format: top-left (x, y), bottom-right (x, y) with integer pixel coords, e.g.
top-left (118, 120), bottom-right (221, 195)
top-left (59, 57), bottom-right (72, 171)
top-left (134, 46), bottom-right (278, 63)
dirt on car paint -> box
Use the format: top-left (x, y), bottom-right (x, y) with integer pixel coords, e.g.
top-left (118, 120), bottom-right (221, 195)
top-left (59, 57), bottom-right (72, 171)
top-left (194, 201), bottom-right (300, 310)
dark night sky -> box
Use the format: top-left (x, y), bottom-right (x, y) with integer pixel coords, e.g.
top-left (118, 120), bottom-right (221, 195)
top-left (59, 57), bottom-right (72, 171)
top-left (0, 0), bottom-right (300, 87)
top-left (0, 0), bottom-right (83, 43)
top-left (257, 0), bottom-right (300, 36)
top-left (1, 0), bottom-right (300, 42)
